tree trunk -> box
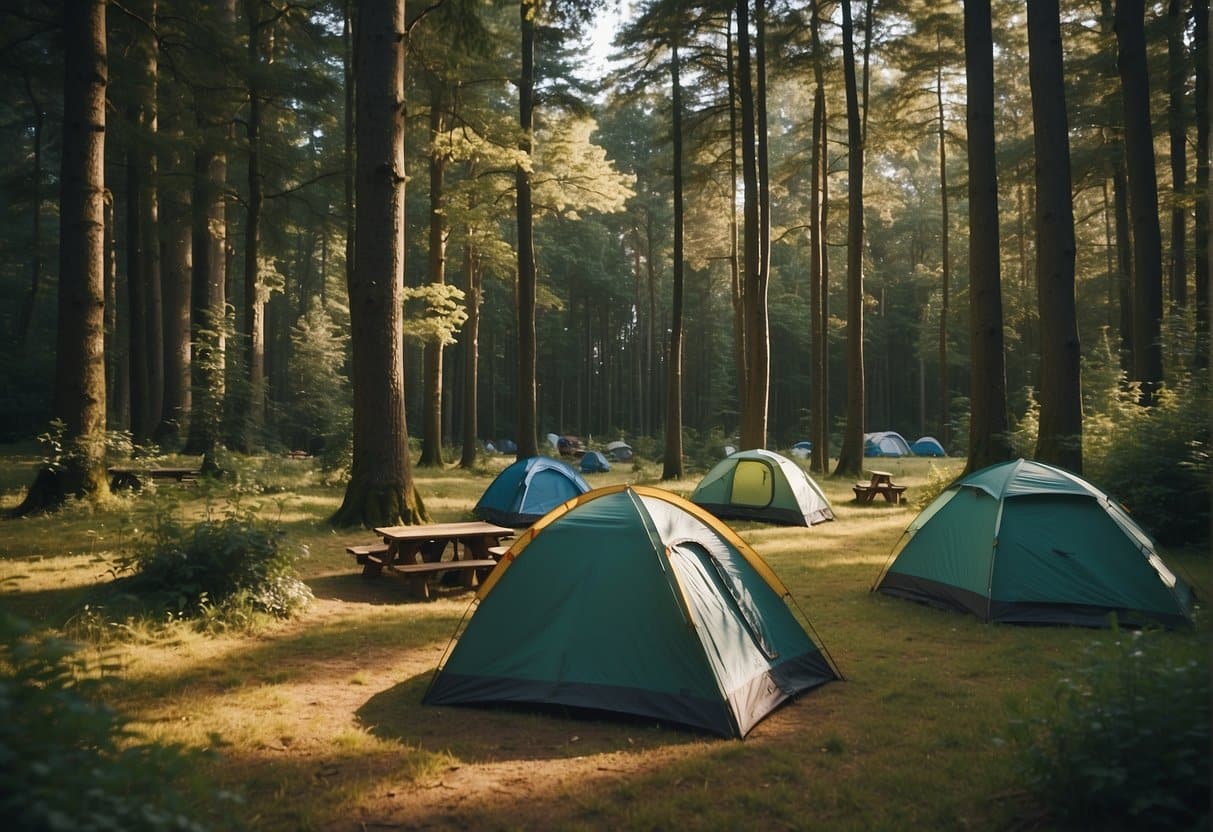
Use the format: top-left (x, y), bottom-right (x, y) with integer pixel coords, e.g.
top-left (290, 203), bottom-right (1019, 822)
top-left (460, 236), bottom-right (481, 469)
top-left (663, 41), bottom-right (685, 480)
top-left (1116, 0), bottom-right (1165, 404)
top-left (16, 74), bottom-right (44, 348)
top-left (157, 136), bottom-right (191, 445)
top-left (936, 39), bottom-right (951, 447)
top-left (1028, 0), bottom-right (1083, 473)
top-left (833, 0), bottom-right (866, 478)
top-left (964, 0), bottom-right (1015, 473)
top-left (726, 13), bottom-right (746, 424)
top-left (420, 84), bottom-right (447, 467)
top-left (332, 0), bottom-right (428, 528)
top-left (1194, 0), bottom-right (1209, 368)
top-left (1167, 0), bottom-right (1188, 309)
top-left (243, 0), bottom-right (266, 449)
top-left (14, 0), bottom-right (109, 515)
top-left (736, 0), bottom-right (767, 450)
top-left (809, 69), bottom-right (827, 472)
top-left (515, 0), bottom-right (539, 459)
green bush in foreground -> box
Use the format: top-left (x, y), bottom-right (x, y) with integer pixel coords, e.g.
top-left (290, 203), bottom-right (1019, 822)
top-left (1008, 630), bottom-right (1210, 831)
top-left (0, 613), bottom-right (240, 831)
top-left (116, 508), bottom-right (312, 630)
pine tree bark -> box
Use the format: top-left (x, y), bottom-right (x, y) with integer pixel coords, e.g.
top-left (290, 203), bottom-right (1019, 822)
top-left (460, 236), bottom-right (481, 469)
top-left (332, 0), bottom-right (428, 528)
top-left (1028, 0), bottom-right (1083, 473)
top-left (663, 41), bottom-right (685, 480)
top-left (1167, 0), bottom-right (1188, 309)
top-left (1115, 0), bottom-right (1165, 404)
top-left (935, 39), bottom-right (951, 447)
top-left (833, 0), bottom-right (867, 478)
top-left (420, 83), bottom-right (447, 467)
top-left (963, 0), bottom-right (1015, 473)
top-left (13, 0), bottom-right (109, 515)
top-left (242, 0), bottom-right (266, 449)
top-left (736, 0), bottom-right (767, 451)
top-left (1194, 0), bottom-right (1209, 368)
top-left (809, 45), bottom-right (827, 474)
top-left (515, 0), bottom-right (539, 459)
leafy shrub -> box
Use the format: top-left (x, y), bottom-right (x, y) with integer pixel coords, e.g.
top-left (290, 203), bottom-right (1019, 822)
top-left (1084, 376), bottom-right (1210, 545)
top-left (1007, 631), bottom-right (1210, 831)
top-left (0, 612), bottom-right (239, 830)
top-left (116, 508), bottom-right (311, 630)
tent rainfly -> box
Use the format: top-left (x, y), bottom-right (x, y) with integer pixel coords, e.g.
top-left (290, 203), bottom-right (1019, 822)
top-left (691, 449), bottom-right (834, 526)
top-left (910, 436), bottom-right (946, 457)
top-left (863, 431), bottom-right (912, 457)
top-left (473, 456), bottom-right (590, 527)
top-left (872, 459), bottom-right (1195, 628)
top-left (579, 450), bottom-right (611, 473)
top-left (425, 486), bottom-right (840, 738)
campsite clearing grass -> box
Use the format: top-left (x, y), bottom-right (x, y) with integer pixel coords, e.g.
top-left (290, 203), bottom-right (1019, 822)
top-left (1, 449), bottom-right (1207, 831)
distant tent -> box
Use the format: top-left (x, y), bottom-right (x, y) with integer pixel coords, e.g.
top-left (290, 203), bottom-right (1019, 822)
top-left (872, 459), bottom-right (1195, 628)
top-left (864, 431), bottom-right (912, 457)
top-left (473, 456), bottom-right (590, 527)
top-left (605, 440), bottom-right (633, 461)
top-left (580, 450), bottom-right (611, 473)
top-left (723, 445), bottom-right (737, 456)
top-left (790, 441), bottom-right (812, 459)
top-left (546, 433), bottom-right (560, 449)
top-left (483, 441), bottom-right (497, 454)
top-left (557, 435), bottom-right (585, 457)
top-left (910, 436), bottom-right (946, 457)
top-left (691, 449), bottom-right (834, 526)
top-left (425, 485), bottom-right (840, 738)
top-left (497, 438), bottom-right (518, 454)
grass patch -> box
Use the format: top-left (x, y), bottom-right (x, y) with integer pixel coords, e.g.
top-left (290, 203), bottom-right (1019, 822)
top-left (0, 449), bottom-right (1206, 830)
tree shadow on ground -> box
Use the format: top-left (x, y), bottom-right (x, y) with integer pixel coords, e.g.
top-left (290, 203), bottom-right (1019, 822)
top-left (357, 671), bottom-right (705, 765)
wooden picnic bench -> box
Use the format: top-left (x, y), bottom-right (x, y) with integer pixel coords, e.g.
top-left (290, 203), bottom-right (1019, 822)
top-left (853, 470), bottom-right (907, 504)
top-left (108, 466), bottom-right (200, 490)
top-left (348, 520), bottom-right (513, 599)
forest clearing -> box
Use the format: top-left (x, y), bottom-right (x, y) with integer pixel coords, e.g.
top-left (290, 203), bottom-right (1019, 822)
top-left (1, 449), bottom-right (1208, 830)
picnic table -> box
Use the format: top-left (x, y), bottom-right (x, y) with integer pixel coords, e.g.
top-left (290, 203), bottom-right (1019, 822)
top-left (852, 470), bottom-right (907, 504)
top-left (347, 520), bottom-right (513, 599)
top-left (108, 466), bottom-right (200, 490)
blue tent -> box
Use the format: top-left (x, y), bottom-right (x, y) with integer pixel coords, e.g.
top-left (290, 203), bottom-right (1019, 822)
top-left (497, 438), bottom-right (518, 454)
top-left (580, 450), bottom-right (612, 473)
top-left (791, 440), bottom-right (813, 459)
top-left (910, 436), bottom-right (946, 457)
top-left (474, 456), bottom-right (590, 527)
top-left (864, 431), bottom-right (912, 457)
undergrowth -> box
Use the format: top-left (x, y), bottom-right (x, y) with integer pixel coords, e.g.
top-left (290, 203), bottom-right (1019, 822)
top-left (1006, 629), bottom-right (1211, 831)
top-left (0, 612), bottom-right (241, 831)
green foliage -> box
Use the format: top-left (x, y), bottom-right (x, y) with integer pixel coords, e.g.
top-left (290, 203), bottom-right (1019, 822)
top-left (283, 299), bottom-right (351, 459)
top-left (0, 612), bottom-right (239, 831)
top-left (1006, 631), bottom-right (1210, 831)
top-left (1084, 375), bottom-right (1210, 545)
top-left (115, 506), bottom-right (312, 631)
top-left (403, 283), bottom-right (469, 346)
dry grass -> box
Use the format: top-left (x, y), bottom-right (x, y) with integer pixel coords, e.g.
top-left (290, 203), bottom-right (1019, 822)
top-left (0, 450), bottom-right (1206, 831)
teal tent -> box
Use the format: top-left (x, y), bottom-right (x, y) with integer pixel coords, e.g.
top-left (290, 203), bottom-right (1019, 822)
top-left (473, 456), bottom-right (590, 527)
top-left (691, 449), bottom-right (834, 526)
top-left (425, 486), bottom-right (839, 738)
top-left (872, 459), bottom-right (1195, 628)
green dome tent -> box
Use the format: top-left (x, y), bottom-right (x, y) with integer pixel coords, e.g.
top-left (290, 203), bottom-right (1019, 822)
top-left (872, 459), bottom-right (1195, 628)
top-left (425, 485), bottom-right (840, 738)
top-left (690, 449), bottom-right (834, 526)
